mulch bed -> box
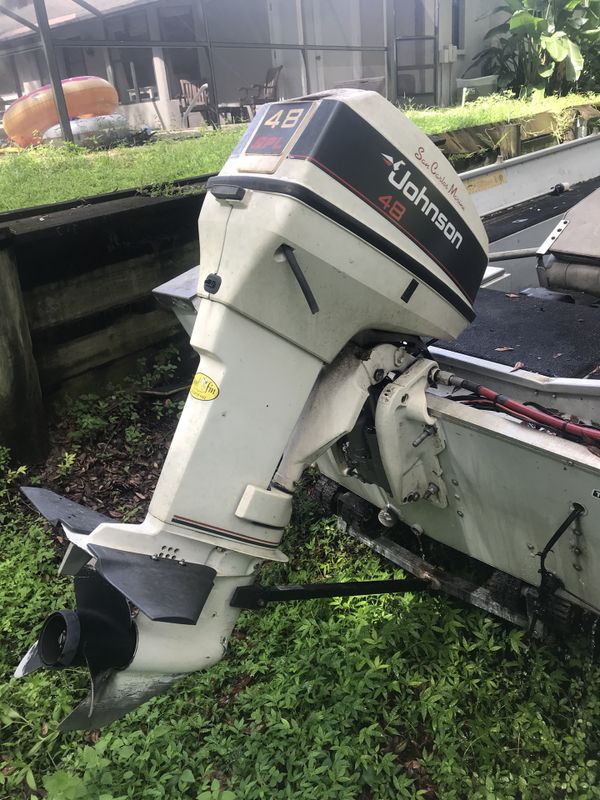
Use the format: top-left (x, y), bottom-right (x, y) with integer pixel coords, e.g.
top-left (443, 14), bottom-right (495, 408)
top-left (34, 389), bottom-right (188, 531)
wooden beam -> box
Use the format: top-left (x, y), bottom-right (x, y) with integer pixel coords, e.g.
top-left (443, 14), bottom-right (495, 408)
top-left (23, 245), bottom-right (197, 333)
top-left (37, 309), bottom-right (180, 387)
top-left (0, 233), bottom-right (47, 462)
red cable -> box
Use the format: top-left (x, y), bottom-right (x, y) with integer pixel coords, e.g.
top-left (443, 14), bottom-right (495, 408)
top-left (459, 398), bottom-right (546, 425)
top-left (475, 385), bottom-right (600, 442)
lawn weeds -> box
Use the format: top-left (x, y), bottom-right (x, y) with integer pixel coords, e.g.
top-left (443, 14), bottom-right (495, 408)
top-left (1, 349), bottom-right (600, 799)
top-left (2, 92), bottom-right (599, 213)
top-left (0, 129), bottom-right (242, 213)
top-left (402, 91), bottom-right (600, 136)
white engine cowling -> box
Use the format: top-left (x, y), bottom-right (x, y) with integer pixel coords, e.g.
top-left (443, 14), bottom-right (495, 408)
top-left (201, 88), bottom-right (488, 360)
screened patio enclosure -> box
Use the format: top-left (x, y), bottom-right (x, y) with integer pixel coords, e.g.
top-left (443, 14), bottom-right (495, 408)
top-left (0, 0), bottom-right (487, 133)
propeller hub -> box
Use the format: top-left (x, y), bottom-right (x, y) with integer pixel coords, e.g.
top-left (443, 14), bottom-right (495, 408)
top-left (39, 610), bottom-right (81, 668)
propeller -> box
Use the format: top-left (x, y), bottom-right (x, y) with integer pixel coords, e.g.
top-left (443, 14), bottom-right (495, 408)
top-left (14, 570), bottom-right (137, 723)
top-left (58, 669), bottom-right (183, 731)
top-left (16, 488), bottom-right (219, 729)
top-left (14, 565), bottom-right (214, 730)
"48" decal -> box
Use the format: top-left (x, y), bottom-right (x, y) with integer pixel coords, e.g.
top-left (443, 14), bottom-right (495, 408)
top-left (264, 107), bottom-right (305, 130)
top-left (378, 194), bottom-right (407, 223)
top-left (246, 102), bottom-right (312, 156)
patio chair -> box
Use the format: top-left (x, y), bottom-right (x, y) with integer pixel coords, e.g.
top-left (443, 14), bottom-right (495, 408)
top-left (240, 65), bottom-right (283, 111)
top-left (179, 80), bottom-right (211, 127)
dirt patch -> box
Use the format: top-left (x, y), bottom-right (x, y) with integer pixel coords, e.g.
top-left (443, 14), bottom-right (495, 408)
top-left (30, 347), bottom-right (195, 531)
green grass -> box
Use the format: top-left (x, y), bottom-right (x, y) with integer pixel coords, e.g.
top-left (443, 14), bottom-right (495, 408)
top-left (2, 376), bottom-right (600, 800)
top-left (0, 128), bottom-right (243, 212)
top-left (403, 91), bottom-right (600, 136)
top-left (1, 92), bottom-right (599, 214)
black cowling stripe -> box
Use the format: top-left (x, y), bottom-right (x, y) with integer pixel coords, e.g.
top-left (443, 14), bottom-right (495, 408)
top-left (207, 175), bottom-right (475, 322)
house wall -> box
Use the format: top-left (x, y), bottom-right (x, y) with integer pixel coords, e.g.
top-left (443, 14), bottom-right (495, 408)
top-left (0, 60), bottom-right (16, 100)
top-left (435, 1), bottom-right (450, 104)
top-left (267, 1), bottom-right (305, 98)
top-left (54, 19), bottom-right (108, 81)
top-left (303, 0), bottom-right (361, 90)
top-left (268, 0), bottom-right (386, 96)
top-left (0, 0), bottom-right (509, 135)
top-left (84, 47), bottom-right (109, 81)
top-left (459, 0), bottom-right (506, 78)
top-left (450, 0), bottom-right (508, 103)
top-left (404, 0), bottom-right (507, 106)
top-left (13, 51), bottom-right (44, 94)
top-left (359, 0), bottom-right (386, 83)
top-left (117, 98), bottom-right (181, 129)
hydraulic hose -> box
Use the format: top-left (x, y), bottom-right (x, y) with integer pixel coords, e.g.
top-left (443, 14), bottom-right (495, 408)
top-left (434, 370), bottom-right (600, 443)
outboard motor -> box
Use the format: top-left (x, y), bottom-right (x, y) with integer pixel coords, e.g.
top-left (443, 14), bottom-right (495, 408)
top-left (16, 89), bottom-right (487, 729)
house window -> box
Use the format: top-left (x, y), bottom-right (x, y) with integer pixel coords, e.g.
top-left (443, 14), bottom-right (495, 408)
top-left (164, 47), bottom-right (207, 101)
top-left (159, 6), bottom-right (197, 42)
top-left (63, 46), bottom-right (87, 78)
top-left (106, 11), bottom-right (154, 104)
top-left (452, 0), bottom-right (464, 49)
top-left (106, 11), bottom-right (149, 42)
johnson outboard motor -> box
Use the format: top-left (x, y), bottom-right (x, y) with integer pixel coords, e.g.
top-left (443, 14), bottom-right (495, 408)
top-left (16, 89), bottom-right (487, 729)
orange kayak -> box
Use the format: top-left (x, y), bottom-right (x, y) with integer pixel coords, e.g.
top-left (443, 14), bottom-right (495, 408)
top-left (3, 76), bottom-right (118, 147)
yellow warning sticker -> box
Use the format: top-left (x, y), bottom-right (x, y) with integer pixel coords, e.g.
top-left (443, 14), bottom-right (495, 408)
top-left (190, 373), bottom-right (220, 401)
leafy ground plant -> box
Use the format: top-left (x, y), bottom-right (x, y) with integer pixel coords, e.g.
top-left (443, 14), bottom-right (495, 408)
top-left (472, 0), bottom-right (600, 95)
top-left (2, 359), bottom-right (600, 799)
